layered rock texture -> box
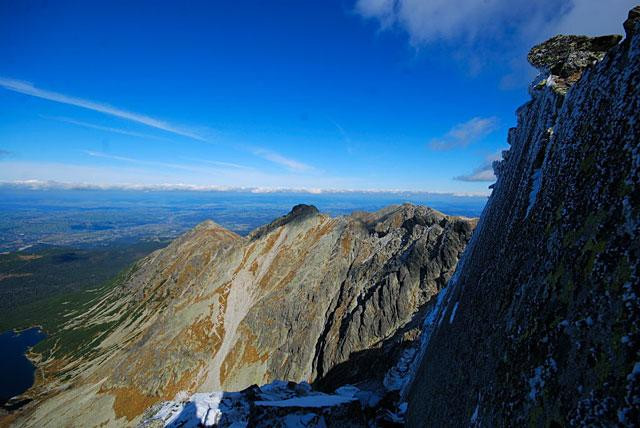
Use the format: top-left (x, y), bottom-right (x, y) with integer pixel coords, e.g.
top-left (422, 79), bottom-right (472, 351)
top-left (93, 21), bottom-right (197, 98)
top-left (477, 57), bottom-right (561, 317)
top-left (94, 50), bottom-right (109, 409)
top-left (406, 8), bottom-right (640, 427)
top-left (11, 203), bottom-right (474, 427)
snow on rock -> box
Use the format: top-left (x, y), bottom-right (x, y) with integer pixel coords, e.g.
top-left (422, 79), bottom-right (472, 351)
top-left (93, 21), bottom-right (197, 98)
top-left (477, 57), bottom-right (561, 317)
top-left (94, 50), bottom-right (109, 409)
top-left (139, 380), bottom-right (399, 427)
top-left (470, 403), bottom-right (479, 424)
top-left (151, 392), bottom-right (225, 428)
top-left (334, 385), bottom-right (360, 398)
top-left (383, 346), bottom-right (417, 392)
top-left (449, 301), bottom-right (459, 324)
top-left (528, 366), bottom-right (545, 401)
top-left (525, 168), bottom-right (543, 218)
top-left (255, 395), bottom-right (356, 408)
top-left (282, 413), bottom-right (325, 428)
top-left (399, 282), bottom-right (453, 398)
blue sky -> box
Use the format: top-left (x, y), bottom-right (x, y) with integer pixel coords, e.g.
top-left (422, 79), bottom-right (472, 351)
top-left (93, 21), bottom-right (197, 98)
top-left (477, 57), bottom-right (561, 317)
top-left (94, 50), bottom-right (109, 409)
top-left (0, 0), bottom-right (635, 195)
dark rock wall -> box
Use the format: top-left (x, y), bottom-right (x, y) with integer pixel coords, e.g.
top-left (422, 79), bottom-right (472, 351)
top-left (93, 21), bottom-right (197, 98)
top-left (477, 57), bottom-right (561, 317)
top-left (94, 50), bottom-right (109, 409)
top-left (406, 9), bottom-right (640, 427)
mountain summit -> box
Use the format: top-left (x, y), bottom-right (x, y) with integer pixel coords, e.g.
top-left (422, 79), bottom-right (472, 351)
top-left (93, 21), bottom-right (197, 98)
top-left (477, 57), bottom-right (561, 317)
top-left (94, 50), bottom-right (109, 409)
top-left (12, 204), bottom-right (475, 426)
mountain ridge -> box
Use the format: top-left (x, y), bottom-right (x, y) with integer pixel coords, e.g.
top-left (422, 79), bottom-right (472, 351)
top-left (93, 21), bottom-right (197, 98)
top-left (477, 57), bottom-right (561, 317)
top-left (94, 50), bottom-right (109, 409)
top-left (8, 203), bottom-right (475, 427)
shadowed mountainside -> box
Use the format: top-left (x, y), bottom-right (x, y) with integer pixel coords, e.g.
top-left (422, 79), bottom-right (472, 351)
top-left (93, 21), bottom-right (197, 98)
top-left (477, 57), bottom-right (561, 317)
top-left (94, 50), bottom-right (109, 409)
top-left (406, 7), bottom-right (640, 427)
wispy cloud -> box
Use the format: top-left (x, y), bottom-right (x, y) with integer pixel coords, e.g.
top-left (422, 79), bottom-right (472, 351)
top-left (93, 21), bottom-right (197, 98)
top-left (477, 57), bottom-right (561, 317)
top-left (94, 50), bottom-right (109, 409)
top-left (252, 148), bottom-right (314, 172)
top-left (85, 150), bottom-right (257, 176)
top-left (0, 77), bottom-right (208, 141)
top-left (454, 164), bottom-right (495, 182)
top-left (328, 118), bottom-right (351, 144)
top-left (355, 0), bottom-right (633, 46)
top-left (47, 116), bottom-right (170, 141)
top-left (181, 157), bottom-right (252, 170)
top-left (454, 152), bottom-right (503, 182)
top-left (328, 118), bottom-right (356, 154)
top-left (429, 117), bottom-right (498, 151)
top-left (84, 150), bottom-right (199, 172)
top-left (355, 0), bottom-right (635, 83)
top-left (356, 0), bottom-right (507, 46)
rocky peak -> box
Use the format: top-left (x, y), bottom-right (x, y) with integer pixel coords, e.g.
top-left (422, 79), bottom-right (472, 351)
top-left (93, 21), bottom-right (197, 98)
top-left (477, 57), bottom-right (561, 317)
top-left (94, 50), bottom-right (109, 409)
top-left (289, 203), bottom-right (320, 217)
top-left (624, 6), bottom-right (640, 38)
top-left (248, 203), bottom-right (320, 240)
top-left (527, 34), bottom-right (621, 77)
top-left (528, 34), bottom-right (621, 95)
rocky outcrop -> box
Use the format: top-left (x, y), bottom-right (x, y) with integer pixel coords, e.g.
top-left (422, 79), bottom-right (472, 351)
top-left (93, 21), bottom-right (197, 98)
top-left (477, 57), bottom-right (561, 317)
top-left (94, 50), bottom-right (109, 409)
top-left (527, 34), bottom-right (621, 77)
top-left (406, 7), bottom-right (640, 427)
top-left (11, 203), bottom-right (474, 427)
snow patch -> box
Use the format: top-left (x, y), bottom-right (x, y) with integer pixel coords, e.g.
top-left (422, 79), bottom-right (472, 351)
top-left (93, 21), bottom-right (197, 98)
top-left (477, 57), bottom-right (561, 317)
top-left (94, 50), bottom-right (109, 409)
top-left (528, 366), bottom-right (545, 401)
top-left (399, 284), bottom-right (452, 398)
top-left (255, 394), bottom-right (357, 408)
top-left (154, 392), bottom-right (224, 428)
top-left (546, 75), bottom-right (556, 87)
top-left (334, 385), bottom-right (359, 398)
top-left (282, 413), bottom-right (325, 428)
top-left (146, 381), bottom-right (367, 427)
top-left (449, 301), bottom-right (459, 324)
top-left (526, 168), bottom-right (543, 218)
top-left (470, 403), bottom-right (479, 424)
top-left (527, 358), bottom-right (557, 402)
top-left (383, 347), bottom-right (417, 391)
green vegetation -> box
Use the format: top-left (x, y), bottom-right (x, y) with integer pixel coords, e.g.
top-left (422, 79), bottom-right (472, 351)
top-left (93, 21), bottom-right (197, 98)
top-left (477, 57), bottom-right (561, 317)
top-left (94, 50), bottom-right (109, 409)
top-left (0, 263), bottom-right (132, 358)
top-left (0, 240), bottom-right (167, 316)
top-left (0, 284), bottom-right (100, 332)
top-left (0, 241), bottom-right (167, 364)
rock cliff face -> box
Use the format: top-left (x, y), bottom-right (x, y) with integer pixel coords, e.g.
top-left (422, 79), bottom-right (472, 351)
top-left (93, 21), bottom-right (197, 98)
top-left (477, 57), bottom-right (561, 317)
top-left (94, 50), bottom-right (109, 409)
top-left (406, 8), bottom-right (640, 427)
top-left (12, 203), bottom-right (474, 427)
